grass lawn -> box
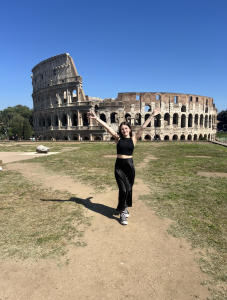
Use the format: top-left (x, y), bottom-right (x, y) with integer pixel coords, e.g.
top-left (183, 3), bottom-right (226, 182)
top-left (0, 140), bottom-right (226, 299)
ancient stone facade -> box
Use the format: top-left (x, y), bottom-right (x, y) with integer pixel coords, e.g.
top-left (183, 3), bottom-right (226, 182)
top-left (32, 54), bottom-right (217, 141)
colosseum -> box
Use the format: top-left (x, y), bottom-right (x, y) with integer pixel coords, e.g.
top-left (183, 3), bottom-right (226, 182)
top-left (31, 53), bottom-right (217, 141)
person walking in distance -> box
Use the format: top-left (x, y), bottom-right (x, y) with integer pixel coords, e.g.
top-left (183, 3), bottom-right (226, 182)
top-left (87, 107), bottom-right (161, 225)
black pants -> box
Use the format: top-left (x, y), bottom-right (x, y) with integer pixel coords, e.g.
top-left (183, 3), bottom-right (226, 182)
top-left (115, 158), bottom-right (135, 211)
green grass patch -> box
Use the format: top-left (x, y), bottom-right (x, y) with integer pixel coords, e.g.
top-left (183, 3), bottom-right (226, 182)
top-left (0, 170), bottom-right (91, 260)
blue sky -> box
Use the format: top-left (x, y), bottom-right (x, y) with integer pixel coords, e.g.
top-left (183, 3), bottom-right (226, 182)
top-left (0, 0), bottom-right (226, 112)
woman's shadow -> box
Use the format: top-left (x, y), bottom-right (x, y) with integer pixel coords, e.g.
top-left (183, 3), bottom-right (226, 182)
top-left (40, 196), bottom-right (119, 222)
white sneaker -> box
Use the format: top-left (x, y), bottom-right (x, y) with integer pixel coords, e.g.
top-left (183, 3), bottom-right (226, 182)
top-left (120, 212), bottom-right (128, 225)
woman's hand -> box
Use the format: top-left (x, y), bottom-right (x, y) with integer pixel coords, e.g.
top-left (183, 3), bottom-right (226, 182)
top-left (87, 111), bottom-right (97, 119)
top-left (152, 107), bottom-right (161, 116)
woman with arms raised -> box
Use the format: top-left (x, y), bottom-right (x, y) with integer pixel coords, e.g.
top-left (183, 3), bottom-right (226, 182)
top-left (87, 107), bottom-right (161, 225)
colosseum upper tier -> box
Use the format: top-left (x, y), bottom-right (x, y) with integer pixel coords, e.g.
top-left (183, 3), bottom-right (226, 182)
top-left (32, 53), bottom-right (217, 141)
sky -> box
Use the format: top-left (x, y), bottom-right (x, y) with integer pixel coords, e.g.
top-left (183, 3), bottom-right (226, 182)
top-left (0, 0), bottom-right (226, 112)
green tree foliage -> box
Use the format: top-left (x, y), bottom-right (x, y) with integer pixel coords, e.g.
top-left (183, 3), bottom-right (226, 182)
top-left (23, 119), bottom-right (32, 140)
top-left (217, 110), bottom-right (227, 129)
top-left (0, 105), bottom-right (33, 140)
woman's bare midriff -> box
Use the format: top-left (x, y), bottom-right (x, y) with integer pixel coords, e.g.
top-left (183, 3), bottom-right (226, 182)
top-left (117, 154), bottom-right (133, 159)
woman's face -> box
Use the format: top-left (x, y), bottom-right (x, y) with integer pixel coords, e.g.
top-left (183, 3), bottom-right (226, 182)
top-left (120, 125), bottom-right (131, 137)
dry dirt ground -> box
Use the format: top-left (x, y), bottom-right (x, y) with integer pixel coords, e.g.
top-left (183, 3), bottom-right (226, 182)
top-left (0, 155), bottom-right (212, 300)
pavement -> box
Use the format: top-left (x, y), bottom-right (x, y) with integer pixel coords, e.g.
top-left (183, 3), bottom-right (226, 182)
top-left (0, 152), bottom-right (59, 164)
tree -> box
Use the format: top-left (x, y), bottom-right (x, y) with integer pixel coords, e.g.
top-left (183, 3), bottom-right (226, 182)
top-left (217, 110), bottom-right (227, 130)
top-left (23, 119), bottom-right (32, 140)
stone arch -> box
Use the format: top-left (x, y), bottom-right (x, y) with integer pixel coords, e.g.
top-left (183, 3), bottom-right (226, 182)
top-left (181, 105), bottom-right (186, 112)
top-left (164, 113), bottom-right (170, 125)
top-left (154, 134), bottom-right (160, 140)
top-left (188, 114), bottom-right (192, 127)
top-left (154, 116), bottom-right (161, 127)
top-left (125, 113), bottom-right (131, 125)
top-left (144, 134), bottom-right (151, 140)
top-left (94, 136), bottom-right (102, 141)
top-left (187, 134), bottom-right (192, 140)
top-left (100, 113), bottom-right (106, 122)
top-left (194, 114), bottom-right (198, 125)
top-left (204, 134), bottom-right (207, 140)
top-left (84, 136), bottom-right (89, 140)
top-left (95, 105), bottom-right (99, 112)
top-left (199, 134), bottom-right (203, 140)
top-left (194, 134), bottom-right (197, 140)
top-left (145, 114), bottom-right (151, 127)
top-left (173, 135), bottom-right (178, 140)
top-left (135, 113), bottom-right (141, 125)
top-left (83, 113), bottom-right (89, 126)
top-left (72, 113), bottom-right (77, 126)
top-left (200, 114), bottom-right (204, 126)
top-left (181, 115), bottom-right (186, 128)
top-left (53, 115), bottom-right (58, 126)
top-left (62, 114), bottom-right (67, 126)
top-left (145, 104), bottom-right (151, 112)
top-left (111, 112), bottom-right (117, 123)
top-left (173, 113), bottom-right (178, 125)
top-left (205, 115), bottom-right (208, 128)
top-left (209, 115), bottom-right (211, 128)
top-left (73, 136), bottom-right (78, 140)
top-left (164, 135), bottom-right (169, 140)
top-left (180, 134), bottom-right (185, 140)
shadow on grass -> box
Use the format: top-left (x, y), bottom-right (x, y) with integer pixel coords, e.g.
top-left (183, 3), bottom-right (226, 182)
top-left (40, 197), bottom-right (119, 222)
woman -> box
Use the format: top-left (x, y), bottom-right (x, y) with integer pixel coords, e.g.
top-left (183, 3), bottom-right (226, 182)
top-left (87, 107), bottom-right (161, 225)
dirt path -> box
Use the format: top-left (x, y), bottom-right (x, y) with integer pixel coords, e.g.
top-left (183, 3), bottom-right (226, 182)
top-left (0, 161), bottom-right (211, 300)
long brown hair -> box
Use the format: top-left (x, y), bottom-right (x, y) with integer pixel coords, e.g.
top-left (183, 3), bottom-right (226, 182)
top-left (118, 122), bottom-right (132, 139)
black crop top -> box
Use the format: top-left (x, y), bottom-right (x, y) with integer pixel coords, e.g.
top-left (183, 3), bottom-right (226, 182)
top-left (117, 138), bottom-right (134, 156)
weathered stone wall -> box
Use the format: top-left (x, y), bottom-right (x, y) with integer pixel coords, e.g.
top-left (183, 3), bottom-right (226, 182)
top-left (32, 54), bottom-right (217, 141)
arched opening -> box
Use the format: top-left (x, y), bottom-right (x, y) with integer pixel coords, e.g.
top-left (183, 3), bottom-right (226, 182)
top-left (174, 96), bottom-right (178, 103)
top-left (125, 113), bottom-right (131, 125)
top-left (187, 134), bottom-right (192, 140)
top-left (173, 135), bottom-right (178, 140)
top-left (204, 134), bottom-right (207, 140)
top-left (199, 134), bottom-right (203, 140)
top-left (209, 115), bottom-right (211, 128)
top-left (188, 114), bottom-right (192, 127)
top-left (95, 105), bottom-right (99, 112)
top-left (144, 134), bottom-right (151, 140)
top-left (145, 105), bottom-right (151, 112)
top-left (208, 134), bottom-right (210, 140)
top-left (194, 134), bottom-right (197, 140)
top-left (189, 96), bottom-right (192, 102)
top-left (73, 136), bottom-right (78, 140)
top-left (181, 105), bottom-right (186, 112)
top-left (83, 113), bottom-right (89, 126)
top-left (181, 115), bottom-right (186, 128)
top-left (47, 116), bottom-right (51, 127)
top-left (72, 90), bottom-right (77, 102)
top-left (173, 113), bottom-right (178, 125)
top-left (100, 114), bottom-right (106, 122)
top-left (154, 134), bottom-right (160, 140)
top-left (56, 136), bottom-right (59, 141)
top-left (205, 107), bottom-right (208, 113)
top-left (73, 114), bottom-right (78, 126)
top-left (111, 112), bottom-right (117, 123)
top-left (194, 114), bottom-right (198, 125)
top-left (180, 134), bottom-right (185, 140)
top-left (205, 115), bottom-right (208, 128)
top-left (156, 94), bottom-right (161, 100)
top-left (164, 113), bottom-right (170, 126)
top-left (110, 137), bottom-right (115, 141)
top-left (62, 114), bottom-right (67, 126)
top-left (164, 135), bottom-right (169, 140)
top-left (63, 136), bottom-right (68, 140)
top-left (135, 113), bottom-right (141, 125)
top-left (200, 115), bottom-right (204, 126)
top-left (154, 115), bottom-right (161, 127)
top-left (42, 117), bottom-right (45, 127)
top-left (145, 114), bottom-right (151, 127)
top-left (39, 118), bottom-right (42, 127)
top-left (94, 136), bottom-right (101, 141)
top-left (84, 136), bottom-right (89, 140)
top-left (53, 115), bottom-right (58, 126)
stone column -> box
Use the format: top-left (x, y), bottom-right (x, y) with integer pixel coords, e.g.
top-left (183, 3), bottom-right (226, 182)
top-left (50, 113), bottom-right (53, 129)
top-left (89, 133), bottom-right (93, 141)
top-left (77, 110), bottom-right (81, 126)
top-left (58, 112), bottom-right (61, 129)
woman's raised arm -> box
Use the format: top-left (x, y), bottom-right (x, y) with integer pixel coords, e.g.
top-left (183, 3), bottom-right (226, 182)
top-left (87, 111), bottom-right (119, 141)
top-left (133, 107), bottom-right (161, 143)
